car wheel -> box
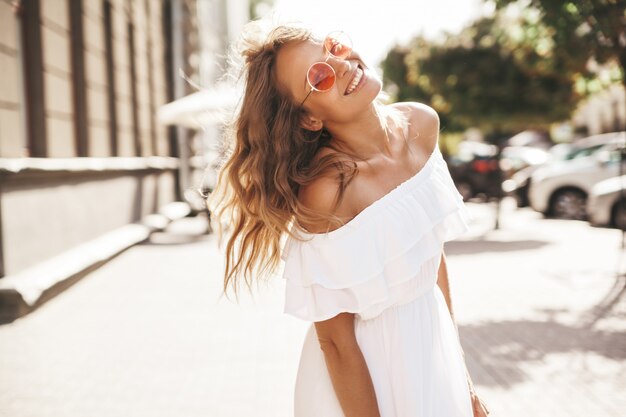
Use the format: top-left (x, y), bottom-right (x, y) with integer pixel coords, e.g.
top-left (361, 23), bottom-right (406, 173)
top-left (515, 184), bottom-right (530, 207)
top-left (519, 180), bottom-right (531, 207)
top-left (456, 182), bottom-right (474, 201)
top-left (612, 200), bottom-right (626, 230)
top-left (550, 189), bottom-right (587, 220)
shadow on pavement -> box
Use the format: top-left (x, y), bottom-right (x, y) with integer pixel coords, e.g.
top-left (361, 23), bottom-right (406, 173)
top-left (459, 315), bottom-right (626, 389)
top-left (445, 239), bottom-right (550, 255)
top-left (140, 232), bottom-right (211, 246)
top-left (579, 275), bottom-right (626, 327)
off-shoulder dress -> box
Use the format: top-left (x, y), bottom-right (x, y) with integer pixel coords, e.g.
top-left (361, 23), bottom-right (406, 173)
top-left (280, 144), bottom-right (474, 417)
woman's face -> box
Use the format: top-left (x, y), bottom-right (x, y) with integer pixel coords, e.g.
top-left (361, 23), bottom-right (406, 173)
top-left (275, 37), bottom-right (382, 126)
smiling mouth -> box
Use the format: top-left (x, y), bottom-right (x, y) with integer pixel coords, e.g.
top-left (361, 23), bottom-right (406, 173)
top-left (344, 64), bottom-right (364, 95)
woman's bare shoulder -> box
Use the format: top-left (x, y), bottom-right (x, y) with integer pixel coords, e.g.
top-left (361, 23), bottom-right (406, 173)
top-left (389, 102), bottom-right (440, 154)
top-left (389, 101), bottom-right (439, 126)
top-left (296, 147), bottom-right (356, 233)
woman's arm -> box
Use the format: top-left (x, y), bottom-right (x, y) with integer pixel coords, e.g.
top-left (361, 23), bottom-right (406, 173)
top-left (436, 250), bottom-right (456, 322)
top-left (436, 251), bottom-right (472, 381)
top-left (437, 251), bottom-right (471, 374)
top-left (437, 250), bottom-right (490, 416)
top-left (297, 170), bottom-right (381, 417)
top-left (315, 313), bottom-right (381, 417)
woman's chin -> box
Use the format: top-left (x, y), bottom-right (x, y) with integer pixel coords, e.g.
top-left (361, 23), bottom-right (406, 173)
top-left (363, 71), bottom-right (382, 96)
top-left (362, 79), bottom-right (383, 103)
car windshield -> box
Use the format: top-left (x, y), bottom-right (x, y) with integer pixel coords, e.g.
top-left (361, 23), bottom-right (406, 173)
top-left (564, 144), bottom-right (605, 160)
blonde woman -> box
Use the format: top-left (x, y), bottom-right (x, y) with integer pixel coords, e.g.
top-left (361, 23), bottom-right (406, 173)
top-left (209, 23), bottom-right (490, 417)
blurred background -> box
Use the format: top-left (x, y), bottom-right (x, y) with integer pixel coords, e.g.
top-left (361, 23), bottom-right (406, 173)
top-left (0, 0), bottom-right (624, 416)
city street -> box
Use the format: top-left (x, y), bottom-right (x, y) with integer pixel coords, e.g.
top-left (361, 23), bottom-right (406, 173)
top-left (0, 198), bottom-right (624, 417)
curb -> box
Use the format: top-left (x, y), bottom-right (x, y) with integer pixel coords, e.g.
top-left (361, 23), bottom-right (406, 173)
top-left (0, 202), bottom-right (192, 324)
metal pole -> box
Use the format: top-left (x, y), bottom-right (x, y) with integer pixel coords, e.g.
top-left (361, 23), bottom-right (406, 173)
top-left (617, 86), bottom-right (626, 250)
top-left (494, 140), bottom-right (504, 230)
top-left (618, 125), bottom-right (626, 277)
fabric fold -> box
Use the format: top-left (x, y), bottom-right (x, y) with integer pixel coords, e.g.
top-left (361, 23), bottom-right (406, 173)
top-left (281, 146), bottom-right (471, 322)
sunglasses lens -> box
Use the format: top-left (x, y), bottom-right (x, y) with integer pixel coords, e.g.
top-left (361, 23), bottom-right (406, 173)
top-left (307, 62), bottom-right (335, 91)
top-left (324, 31), bottom-right (352, 59)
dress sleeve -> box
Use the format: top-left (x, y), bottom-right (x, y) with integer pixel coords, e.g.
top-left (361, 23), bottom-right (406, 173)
top-left (280, 148), bottom-right (471, 322)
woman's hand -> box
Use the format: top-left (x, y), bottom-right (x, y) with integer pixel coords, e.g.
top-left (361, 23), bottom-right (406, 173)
top-left (470, 390), bottom-right (490, 417)
top-left (464, 361), bottom-right (489, 416)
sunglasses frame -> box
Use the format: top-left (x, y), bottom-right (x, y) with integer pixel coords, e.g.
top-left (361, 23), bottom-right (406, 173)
top-left (299, 31), bottom-right (352, 108)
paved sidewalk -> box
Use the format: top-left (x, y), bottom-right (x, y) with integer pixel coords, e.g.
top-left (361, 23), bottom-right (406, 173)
top-left (450, 199), bottom-right (626, 417)
top-left (0, 217), bottom-right (309, 417)
top-left (0, 199), bottom-right (624, 417)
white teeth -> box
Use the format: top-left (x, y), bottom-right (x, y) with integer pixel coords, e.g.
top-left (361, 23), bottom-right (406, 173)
top-left (345, 67), bottom-right (363, 95)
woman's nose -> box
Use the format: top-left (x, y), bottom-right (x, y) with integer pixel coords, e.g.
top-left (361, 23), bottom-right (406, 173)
top-left (328, 56), bottom-right (351, 79)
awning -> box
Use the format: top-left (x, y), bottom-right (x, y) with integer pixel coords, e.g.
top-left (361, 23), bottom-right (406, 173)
top-left (157, 84), bottom-right (241, 128)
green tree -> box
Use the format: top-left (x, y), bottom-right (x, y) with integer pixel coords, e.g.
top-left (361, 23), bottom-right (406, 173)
top-left (382, 40), bottom-right (461, 131)
top-left (249, 0), bottom-right (275, 20)
top-left (382, 17), bottom-right (581, 133)
top-left (493, 0), bottom-right (626, 91)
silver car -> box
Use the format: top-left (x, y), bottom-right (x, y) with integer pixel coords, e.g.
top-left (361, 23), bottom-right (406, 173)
top-left (588, 175), bottom-right (626, 229)
top-left (528, 132), bottom-right (625, 220)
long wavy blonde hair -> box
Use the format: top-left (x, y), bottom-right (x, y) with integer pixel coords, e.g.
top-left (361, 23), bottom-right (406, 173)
top-left (208, 23), bottom-right (395, 298)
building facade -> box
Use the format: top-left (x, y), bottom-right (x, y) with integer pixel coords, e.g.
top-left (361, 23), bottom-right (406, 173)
top-left (0, 0), bottom-right (247, 309)
top-left (573, 84), bottom-right (626, 136)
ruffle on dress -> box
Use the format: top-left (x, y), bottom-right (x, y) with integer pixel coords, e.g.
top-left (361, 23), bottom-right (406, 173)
top-left (281, 146), bottom-right (471, 322)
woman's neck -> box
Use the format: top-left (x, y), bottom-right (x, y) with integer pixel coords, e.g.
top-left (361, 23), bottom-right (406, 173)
top-left (324, 105), bottom-right (395, 161)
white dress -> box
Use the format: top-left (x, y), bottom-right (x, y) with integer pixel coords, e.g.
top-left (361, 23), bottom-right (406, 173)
top-left (280, 145), bottom-right (474, 417)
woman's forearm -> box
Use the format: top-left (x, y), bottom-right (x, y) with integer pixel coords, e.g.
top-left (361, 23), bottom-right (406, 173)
top-left (436, 251), bottom-right (455, 322)
top-left (320, 342), bottom-right (381, 417)
top-left (436, 251), bottom-right (478, 395)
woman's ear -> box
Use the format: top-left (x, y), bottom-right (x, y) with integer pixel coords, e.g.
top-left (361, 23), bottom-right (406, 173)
top-left (299, 113), bottom-right (323, 132)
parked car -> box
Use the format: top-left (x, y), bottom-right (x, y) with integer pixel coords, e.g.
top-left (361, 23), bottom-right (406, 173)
top-left (587, 175), bottom-right (626, 229)
top-left (447, 141), bottom-right (502, 201)
top-left (505, 129), bottom-right (553, 150)
top-left (499, 146), bottom-right (551, 175)
top-left (503, 143), bottom-right (572, 207)
top-left (528, 132), bottom-right (625, 220)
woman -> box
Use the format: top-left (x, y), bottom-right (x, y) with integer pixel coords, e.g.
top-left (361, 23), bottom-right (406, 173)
top-left (208, 22), bottom-right (490, 417)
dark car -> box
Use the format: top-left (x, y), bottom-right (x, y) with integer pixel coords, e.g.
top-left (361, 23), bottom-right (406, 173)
top-left (447, 141), bottom-right (503, 201)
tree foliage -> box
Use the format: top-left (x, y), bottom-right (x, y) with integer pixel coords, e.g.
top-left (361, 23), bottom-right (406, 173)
top-left (249, 0), bottom-right (275, 20)
top-left (382, 1), bottom-right (625, 132)
top-left (493, 0), bottom-right (626, 90)
top-left (382, 15), bottom-right (583, 132)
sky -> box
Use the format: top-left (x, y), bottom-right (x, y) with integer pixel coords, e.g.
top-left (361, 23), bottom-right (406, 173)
top-left (262, 0), bottom-right (493, 66)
